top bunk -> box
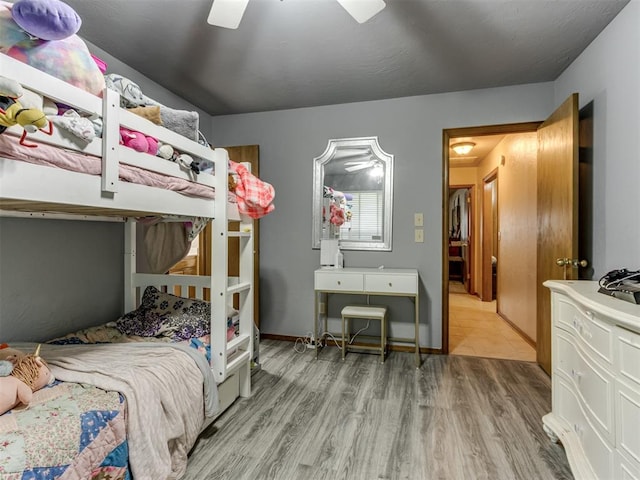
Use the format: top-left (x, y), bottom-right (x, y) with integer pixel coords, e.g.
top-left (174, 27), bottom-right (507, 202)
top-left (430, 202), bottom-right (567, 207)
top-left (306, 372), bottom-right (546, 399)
top-left (0, 52), bottom-right (229, 221)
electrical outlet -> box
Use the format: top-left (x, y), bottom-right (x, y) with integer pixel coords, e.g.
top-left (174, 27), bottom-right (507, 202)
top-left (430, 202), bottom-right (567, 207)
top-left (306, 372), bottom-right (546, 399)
top-left (414, 213), bottom-right (424, 227)
top-left (414, 229), bottom-right (424, 243)
top-left (319, 302), bottom-right (326, 314)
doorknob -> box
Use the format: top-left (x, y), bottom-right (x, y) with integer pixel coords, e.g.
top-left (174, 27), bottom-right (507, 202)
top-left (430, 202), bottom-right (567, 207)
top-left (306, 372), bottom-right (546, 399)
top-left (556, 258), bottom-right (588, 268)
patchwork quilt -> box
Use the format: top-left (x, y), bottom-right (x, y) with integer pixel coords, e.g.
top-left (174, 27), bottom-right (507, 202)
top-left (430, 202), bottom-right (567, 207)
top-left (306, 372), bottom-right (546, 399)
top-left (0, 381), bottom-right (129, 480)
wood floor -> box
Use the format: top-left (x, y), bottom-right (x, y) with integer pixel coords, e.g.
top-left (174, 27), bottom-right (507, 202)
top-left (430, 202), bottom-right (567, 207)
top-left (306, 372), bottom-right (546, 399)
top-left (183, 339), bottom-right (572, 480)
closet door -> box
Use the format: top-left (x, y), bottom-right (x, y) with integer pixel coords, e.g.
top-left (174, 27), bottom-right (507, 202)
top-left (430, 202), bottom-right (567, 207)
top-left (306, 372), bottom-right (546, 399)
top-left (200, 145), bottom-right (261, 328)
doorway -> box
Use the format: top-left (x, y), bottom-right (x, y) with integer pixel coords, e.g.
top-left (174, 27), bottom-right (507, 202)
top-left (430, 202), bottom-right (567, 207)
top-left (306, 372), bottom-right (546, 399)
top-left (448, 185), bottom-right (473, 294)
top-left (442, 123), bottom-right (540, 361)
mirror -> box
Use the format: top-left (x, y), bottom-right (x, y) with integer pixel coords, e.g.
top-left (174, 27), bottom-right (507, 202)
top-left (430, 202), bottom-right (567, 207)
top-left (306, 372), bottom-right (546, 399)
top-left (313, 136), bottom-right (393, 251)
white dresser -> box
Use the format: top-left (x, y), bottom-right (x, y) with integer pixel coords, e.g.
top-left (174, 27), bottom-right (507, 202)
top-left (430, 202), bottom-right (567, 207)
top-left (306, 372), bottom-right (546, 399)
top-left (314, 267), bottom-right (420, 366)
top-left (543, 280), bottom-right (640, 479)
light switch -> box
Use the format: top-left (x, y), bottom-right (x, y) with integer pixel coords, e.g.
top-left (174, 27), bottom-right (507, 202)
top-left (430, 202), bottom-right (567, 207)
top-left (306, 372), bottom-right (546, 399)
top-left (414, 229), bottom-right (424, 243)
top-left (414, 213), bottom-right (424, 227)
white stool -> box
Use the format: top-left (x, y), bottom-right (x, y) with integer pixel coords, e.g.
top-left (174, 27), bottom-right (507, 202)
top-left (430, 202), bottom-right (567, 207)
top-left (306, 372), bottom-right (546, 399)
top-left (341, 305), bottom-right (388, 363)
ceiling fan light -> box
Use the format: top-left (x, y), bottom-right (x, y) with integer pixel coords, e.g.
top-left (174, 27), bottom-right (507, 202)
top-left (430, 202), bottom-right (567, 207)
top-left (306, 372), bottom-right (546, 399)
top-left (207, 0), bottom-right (250, 29)
top-left (451, 142), bottom-right (475, 155)
top-left (336, 0), bottom-right (386, 23)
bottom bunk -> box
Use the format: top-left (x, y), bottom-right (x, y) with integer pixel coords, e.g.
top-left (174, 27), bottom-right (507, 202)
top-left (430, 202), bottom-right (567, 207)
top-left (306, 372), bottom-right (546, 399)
top-left (0, 280), bottom-right (249, 480)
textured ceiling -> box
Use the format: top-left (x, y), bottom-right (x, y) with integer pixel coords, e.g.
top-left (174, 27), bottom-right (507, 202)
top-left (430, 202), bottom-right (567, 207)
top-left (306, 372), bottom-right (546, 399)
top-left (62, 0), bottom-right (629, 116)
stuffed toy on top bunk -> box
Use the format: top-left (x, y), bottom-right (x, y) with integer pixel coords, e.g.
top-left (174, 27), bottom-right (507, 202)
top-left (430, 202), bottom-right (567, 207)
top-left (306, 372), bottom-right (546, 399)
top-left (0, 74), bottom-right (53, 147)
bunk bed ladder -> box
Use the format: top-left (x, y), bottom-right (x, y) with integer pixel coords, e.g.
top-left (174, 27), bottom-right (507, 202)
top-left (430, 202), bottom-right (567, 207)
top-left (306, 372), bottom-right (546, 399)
top-left (211, 155), bottom-right (254, 397)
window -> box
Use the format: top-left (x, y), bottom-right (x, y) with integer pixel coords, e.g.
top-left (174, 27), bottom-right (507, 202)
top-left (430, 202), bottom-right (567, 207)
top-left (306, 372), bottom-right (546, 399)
top-left (340, 191), bottom-right (383, 241)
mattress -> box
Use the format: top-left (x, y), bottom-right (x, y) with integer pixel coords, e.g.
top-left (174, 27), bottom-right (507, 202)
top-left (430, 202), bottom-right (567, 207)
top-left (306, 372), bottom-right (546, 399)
top-left (0, 134), bottom-right (215, 200)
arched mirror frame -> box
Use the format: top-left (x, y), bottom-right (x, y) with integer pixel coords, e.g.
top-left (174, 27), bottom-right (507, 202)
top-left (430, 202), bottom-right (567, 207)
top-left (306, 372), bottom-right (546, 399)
top-left (312, 136), bottom-right (393, 251)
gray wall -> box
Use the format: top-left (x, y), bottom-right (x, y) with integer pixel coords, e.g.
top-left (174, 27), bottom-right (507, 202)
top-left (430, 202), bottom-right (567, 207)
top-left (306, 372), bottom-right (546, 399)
top-left (0, 218), bottom-right (123, 341)
top-left (553, 0), bottom-right (640, 275)
top-left (209, 82), bottom-right (554, 347)
top-left (209, 0), bottom-right (639, 347)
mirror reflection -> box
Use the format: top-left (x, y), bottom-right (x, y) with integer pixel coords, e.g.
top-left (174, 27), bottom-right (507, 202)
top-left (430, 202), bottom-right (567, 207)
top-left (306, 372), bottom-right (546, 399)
top-left (313, 137), bottom-right (393, 251)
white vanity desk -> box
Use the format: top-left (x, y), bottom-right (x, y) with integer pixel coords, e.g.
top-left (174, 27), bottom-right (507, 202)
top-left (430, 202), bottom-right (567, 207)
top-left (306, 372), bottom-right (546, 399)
top-left (314, 267), bottom-right (420, 367)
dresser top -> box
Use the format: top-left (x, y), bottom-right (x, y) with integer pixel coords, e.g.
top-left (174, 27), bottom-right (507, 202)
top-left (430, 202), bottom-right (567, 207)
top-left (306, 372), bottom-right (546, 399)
top-left (315, 267), bottom-right (418, 275)
top-left (544, 280), bottom-right (640, 329)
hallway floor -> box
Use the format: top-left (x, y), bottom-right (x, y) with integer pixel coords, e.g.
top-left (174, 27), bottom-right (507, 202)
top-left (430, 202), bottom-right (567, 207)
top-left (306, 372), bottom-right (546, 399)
top-left (449, 284), bottom-right (536, 362)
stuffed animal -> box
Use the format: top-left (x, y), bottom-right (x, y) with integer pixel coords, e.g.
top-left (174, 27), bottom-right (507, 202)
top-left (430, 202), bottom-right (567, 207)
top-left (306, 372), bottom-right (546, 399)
top-left (0, 375), bottom-right (33, 415)
top-left (156, 141), bottom-right (174, 160)
top-left (174, 153), bottom-right (200, 174)
top-left (0, 344), bottom-right (55, 392)
top-left (329, 202), bottom-right (345, 226)
top-left (0, 76), bottom-right (24, 99)
top-left (0, 96), bottom-right (54, 147)
top-left (0, 344), bottom-right (53, 415)
top-left (119, 127), bottom-right (159, 155)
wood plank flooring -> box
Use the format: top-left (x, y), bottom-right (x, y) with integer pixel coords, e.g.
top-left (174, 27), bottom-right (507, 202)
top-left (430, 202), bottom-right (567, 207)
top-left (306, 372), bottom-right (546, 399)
top-left (183, 340), bottom-right (572, 480)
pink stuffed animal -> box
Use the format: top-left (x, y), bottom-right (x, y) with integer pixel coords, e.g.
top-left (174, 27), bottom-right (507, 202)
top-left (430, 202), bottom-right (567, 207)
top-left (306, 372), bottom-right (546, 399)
top-left (119, 127), bottom-right (159, 155)
top-left (0, 376), bottom-right (32, 415)
top-left (329, 203), bottom-right (345, 226)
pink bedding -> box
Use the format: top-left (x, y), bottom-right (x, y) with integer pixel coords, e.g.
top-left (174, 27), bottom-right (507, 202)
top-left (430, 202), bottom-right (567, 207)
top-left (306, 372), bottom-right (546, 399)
top-left (0, 135), bottom-right (215, 199)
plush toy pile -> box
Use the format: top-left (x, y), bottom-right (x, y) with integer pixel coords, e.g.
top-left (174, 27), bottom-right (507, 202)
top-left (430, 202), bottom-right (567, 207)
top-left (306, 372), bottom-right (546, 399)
top-left (0, 343), bottom-right (55, 415)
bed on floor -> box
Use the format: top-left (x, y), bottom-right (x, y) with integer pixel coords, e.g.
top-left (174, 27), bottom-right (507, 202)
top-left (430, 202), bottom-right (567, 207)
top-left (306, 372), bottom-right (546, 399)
top-left (0, 39), bottom-right (264, 478)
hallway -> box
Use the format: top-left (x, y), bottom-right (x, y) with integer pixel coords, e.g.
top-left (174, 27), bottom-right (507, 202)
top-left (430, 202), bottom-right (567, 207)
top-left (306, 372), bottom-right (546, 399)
top-left (449, 284), bottom-right (536, 362)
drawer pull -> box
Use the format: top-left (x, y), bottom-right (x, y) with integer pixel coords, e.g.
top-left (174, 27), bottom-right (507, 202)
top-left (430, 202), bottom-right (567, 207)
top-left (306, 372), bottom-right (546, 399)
top-left (388, 282), bottom-right (392, 287)
top-left (573, 423), bottom-right (584, 438)
top-left (337, 281), bottom-right (341, 285)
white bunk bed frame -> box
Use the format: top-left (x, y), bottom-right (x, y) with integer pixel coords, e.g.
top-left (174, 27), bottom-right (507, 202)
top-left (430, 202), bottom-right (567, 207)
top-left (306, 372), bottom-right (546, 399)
top-left (0, 53), bottom-right (253, 417)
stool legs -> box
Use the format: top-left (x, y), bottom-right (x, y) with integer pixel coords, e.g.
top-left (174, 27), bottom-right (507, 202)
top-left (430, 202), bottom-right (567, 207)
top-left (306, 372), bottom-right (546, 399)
top-left (380, 313), bottom-right (386, 363)
top-left (341, 315), bottom-right (346, 361)
top-left (341, 313), bottom-right (387, 363)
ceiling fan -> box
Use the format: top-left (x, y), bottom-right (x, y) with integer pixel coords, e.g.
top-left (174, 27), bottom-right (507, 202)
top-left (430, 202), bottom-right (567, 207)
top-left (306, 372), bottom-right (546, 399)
top-left (208, 0), bottom-right (386, 29)
top-left (344, 156), bottom-right (378, 172)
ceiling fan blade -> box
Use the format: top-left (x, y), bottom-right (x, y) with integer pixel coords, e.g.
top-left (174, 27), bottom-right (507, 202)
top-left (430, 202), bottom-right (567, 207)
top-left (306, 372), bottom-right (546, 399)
top-left (336, 0), bottom-right (386, 23)
top-left (332, 149), bottom-right (371, 160)
top-left (207, 0), bottom-right (250, 29)
top-left (345, 163), bottom-right (372, 172)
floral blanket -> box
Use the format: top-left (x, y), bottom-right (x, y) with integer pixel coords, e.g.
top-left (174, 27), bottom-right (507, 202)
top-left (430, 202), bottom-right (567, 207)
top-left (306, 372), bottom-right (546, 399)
top-left (0, 381), bottom-right (129, 480)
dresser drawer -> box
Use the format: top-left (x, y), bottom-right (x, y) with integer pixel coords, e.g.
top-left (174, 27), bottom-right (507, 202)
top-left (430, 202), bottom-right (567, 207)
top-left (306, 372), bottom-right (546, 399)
top-left (617, 451), bottom-right (640, 480)
top-left (616, 379), bottom-right (640, 466)
top-left (556, 376), bottom-right (615, 480)
top-left (315, 271), bottom-right (364, 292)
top-left (616, 326), bottom-right (640, 389)
top-left (364, 274), bottom-right (417, 294)
top-left (555, 329), bottom-right (614, 440)
top-left (556, 297), bottom-right (614, 365)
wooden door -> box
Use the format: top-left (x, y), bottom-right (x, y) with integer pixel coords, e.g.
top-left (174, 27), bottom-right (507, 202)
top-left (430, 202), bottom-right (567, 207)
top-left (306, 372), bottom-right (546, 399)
top-left (226, 145), bottom-right (261, 329)
top-left (199, 145), bottom-right (261, 327)
top-left (536, 94), bottom-right (579, 375)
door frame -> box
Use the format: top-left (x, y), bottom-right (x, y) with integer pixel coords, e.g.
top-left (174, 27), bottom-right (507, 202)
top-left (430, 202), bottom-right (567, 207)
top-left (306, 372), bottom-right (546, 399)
top-left (442, 122), bottom-right (540, 354)
top-left (481, 169), bottom-right (498, 302)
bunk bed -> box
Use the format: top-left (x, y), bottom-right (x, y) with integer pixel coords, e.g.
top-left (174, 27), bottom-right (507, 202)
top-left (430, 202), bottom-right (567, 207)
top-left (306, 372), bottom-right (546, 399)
top-left (0, 50), bottom-right (256, 479)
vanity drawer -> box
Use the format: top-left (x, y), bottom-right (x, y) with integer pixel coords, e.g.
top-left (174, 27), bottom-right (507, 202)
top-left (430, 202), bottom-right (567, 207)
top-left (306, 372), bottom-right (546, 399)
top-left (364, 274), bottom-right (417, 294)
top-left (556, 297), bottom-right (614, 365)
top-left (315, 271), bottom-right (364, 292)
